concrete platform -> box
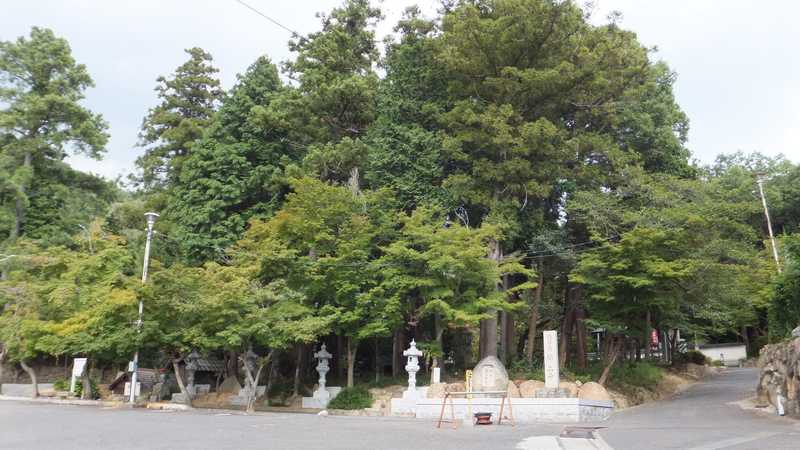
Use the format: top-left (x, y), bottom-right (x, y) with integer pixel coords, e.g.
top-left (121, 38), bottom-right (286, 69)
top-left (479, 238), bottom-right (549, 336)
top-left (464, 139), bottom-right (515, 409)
top-left (414, 397), bottom-right (613, 423)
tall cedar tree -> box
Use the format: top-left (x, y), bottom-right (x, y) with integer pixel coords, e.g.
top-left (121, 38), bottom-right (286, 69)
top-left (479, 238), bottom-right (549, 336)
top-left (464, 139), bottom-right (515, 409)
top-left (136, 47), bottom-right (223, 190)
top-left (0, 27), bottom-right (108, 241)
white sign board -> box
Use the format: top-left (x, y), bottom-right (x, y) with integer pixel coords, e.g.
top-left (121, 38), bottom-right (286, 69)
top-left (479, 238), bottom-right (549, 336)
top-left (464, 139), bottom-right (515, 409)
top-left (432, 367), bottom-right (441, 384)
top-left (124, 382), bottom-right (141, 397)
top-left (543, 330), bottom-right (559, 389)
top-left (70, 358), bottom-right (88, 393)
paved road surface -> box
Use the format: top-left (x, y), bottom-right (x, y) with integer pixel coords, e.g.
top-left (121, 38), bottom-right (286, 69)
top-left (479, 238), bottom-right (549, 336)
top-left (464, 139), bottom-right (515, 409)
top-left (602, 368), bottom-right (800, 449)
top-left (0, 368), bottom-right (797, 449)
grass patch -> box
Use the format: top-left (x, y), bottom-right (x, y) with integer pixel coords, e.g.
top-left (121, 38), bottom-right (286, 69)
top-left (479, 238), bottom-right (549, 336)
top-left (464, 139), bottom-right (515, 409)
top-left (327, 386), bottom-right (373, 410)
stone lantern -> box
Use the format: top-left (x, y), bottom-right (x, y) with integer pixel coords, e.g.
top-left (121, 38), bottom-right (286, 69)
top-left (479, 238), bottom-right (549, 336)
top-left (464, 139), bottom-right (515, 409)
top-left (314, 343), bottom-right (333, 393)
top-left (302, 343), bottom-right (339, 409)
top-left (403, 340), bottom-right (424, 399)
top-left (185, 350), bottom-right (201, 396)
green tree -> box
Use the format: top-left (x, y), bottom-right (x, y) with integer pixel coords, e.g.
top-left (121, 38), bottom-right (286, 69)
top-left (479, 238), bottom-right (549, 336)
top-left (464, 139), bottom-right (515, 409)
top-left (0, 27), bottom-right (109, 241)
top-left (284, 0), bottom-right (382, 184)
top-left (136, 47), bottom-right (223, 190)
top-left (167, 56), bottom-right (296, 264)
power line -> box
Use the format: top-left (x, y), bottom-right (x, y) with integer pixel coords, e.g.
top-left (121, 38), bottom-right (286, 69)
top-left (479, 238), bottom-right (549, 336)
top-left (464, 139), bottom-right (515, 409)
top-left (234, 0), bottom-right (301, 37)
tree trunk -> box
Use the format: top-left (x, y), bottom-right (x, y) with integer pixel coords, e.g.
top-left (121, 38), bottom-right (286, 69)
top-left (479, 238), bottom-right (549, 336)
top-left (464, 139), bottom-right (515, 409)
top-left (346, 337), bottom-right (357, 388)
top-left (644, 309), bottom-right (651, 360)
top-left (575, 306), bottom-right (588, 370)
top-left (0, 346), bottom-right (6, 393)
top-left (337, 335), bottom-right (346, 382)
top-left (19, 360), bottom-right (38, 398)
top-left (292, 344), bottom-right (303, 397)
top-left (481, 239), bottom-right (502, 359)
top-left (559, 286), bottom-right (576, 369)
top-left (598, 337), bottom-right (622, 387)
top-left (433, 314), bottom-right (444, 368)
top-left (241, 351), bottom-right (270, 414)
top-left (392, 330), bottom-right (403, 378)
top-left (11, 151), bottom-right (32, 240)
top-left (374, 338), bottom-right (380, 383)
top-left (171, 359), bottom-right (192, 407)
top-left (741, 326), bottom-right (751, 358)
top-left (526, 267), bottom-right (544, 364)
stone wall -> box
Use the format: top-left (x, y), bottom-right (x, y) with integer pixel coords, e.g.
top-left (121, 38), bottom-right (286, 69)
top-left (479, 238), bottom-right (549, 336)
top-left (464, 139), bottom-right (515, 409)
top-left (757, 337), bottom-right (800, 414)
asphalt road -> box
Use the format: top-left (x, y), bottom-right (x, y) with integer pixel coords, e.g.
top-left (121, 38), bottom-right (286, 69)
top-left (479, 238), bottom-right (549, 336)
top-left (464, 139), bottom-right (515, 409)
top-left (602, 367), bottom-right (800, 449)
top-left (0, 368), bottom-right (797, 450)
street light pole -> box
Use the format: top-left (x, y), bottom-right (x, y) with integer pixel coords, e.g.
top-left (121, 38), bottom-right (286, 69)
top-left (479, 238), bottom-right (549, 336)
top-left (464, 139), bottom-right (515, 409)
top-left (756, 178), bottom-right (781, 274)
top-left (129, 212), bottom-right (159, 404)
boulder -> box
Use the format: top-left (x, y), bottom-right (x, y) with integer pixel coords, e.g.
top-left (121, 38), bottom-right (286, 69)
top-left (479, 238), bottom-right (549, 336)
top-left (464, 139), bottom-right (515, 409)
top-left (518, 380), bottom-right (545, 398)
top-left (218, 376), bottom-right (242, 394)
top-left (447, 382), bottom-right (465, 393)
top-left (471, 355), bottom-right (509, 392)
top-left (426, 383), bottom-right (447, 399)
top-left (507, 381), bottom-right (521, 398)
top-left (559, 381), bottom-right (579, 397)
top-left (578, 382), bottom-right (612, 401)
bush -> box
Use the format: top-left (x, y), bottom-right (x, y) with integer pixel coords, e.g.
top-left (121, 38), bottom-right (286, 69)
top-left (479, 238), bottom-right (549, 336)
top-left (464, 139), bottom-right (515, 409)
top-left (509, 358), bottom-right (544, 381)
top-left (53, 377), bottom-right (100, 399)
top-left (675, 350), bottom-right (708, 366)
top-left (610, 362), bottom-right (663, 390)
top-left (712, 360), bottom-right (725, 367)
top-left (327, 386), bottom-right (373, 410)
top-left (267, 380), bottom-right (294, 406)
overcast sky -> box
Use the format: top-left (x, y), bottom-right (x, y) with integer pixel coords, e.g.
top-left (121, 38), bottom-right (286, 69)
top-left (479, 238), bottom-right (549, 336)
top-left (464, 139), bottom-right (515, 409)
top-left (3, 0), bottom-right (799, 180)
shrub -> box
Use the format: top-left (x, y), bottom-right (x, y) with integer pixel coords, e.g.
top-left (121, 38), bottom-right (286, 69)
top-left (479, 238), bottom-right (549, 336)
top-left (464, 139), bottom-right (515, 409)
top-left (53, 378), bottom-right (99, 398)
top-left (712, 360), bottom-right (725, 367)
top-left (611, 362), bottom-right (663, 390)
top-left (675, 350), bottom-right (708, 366)
top-left (327, 386), bottom-right (373, 410)
top-left (267, 380), bottom-right (294, 406)
top-left (509, 358), bottom-right (544, 381)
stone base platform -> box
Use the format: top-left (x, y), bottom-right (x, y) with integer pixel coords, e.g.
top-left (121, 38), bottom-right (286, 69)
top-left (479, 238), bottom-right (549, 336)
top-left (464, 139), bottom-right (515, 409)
top-left (301, 387), bottom-right (342, 409)
top-left (413, 397), bottom-right (613, 423)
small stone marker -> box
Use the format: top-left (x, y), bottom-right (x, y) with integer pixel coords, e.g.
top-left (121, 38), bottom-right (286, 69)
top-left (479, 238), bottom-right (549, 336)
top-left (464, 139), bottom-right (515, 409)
top-left (543, 330), bottom-right (559, 389)
top-left (432, 367), bottom-right (441, 384)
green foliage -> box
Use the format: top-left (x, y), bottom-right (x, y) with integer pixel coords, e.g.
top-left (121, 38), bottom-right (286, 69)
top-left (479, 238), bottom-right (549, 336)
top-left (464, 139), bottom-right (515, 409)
top-left (769, 235), bottom-right (800, 340)
top-left (327, 386), bottom-right (373, 410)
top-left (53, 377), bottom-right (99, 399)
top-left (674, 350), bottom-right (709, 366)
top-left (0, 27), bottom-right (109, 241)
top-left (509, 357), bottom-right (544, 381)
top-left (136, 47), bottom-right (223, 189)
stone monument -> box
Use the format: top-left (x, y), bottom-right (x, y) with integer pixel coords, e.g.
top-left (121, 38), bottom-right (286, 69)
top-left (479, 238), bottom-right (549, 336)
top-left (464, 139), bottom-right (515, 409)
top-left (302, 343), bottom-right (341, 409)
top-left (536, 330), bottom-right (568, 398)
top-left (402, 340), bottom-right (424, 400)
top-left (471, 355), bottom-right (509, 394)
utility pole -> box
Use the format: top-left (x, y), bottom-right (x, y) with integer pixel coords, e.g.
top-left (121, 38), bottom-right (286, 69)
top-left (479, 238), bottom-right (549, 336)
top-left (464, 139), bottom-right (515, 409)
top-left (129, 212), bottom-right (159, 404)
top-left (756, 177), bottom-right (781, 274)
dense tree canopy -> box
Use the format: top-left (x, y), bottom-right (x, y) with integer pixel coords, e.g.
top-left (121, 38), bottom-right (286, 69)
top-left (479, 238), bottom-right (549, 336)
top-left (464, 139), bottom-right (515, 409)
top-left (2, 1), bottom-right (799, 400)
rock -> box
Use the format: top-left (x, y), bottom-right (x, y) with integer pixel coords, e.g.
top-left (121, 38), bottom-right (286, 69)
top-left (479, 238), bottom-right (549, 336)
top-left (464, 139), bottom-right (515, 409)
top-left (426, 383), bottom-right (447, 399)
top-left (578, 382), bottom-right (611, 401)
top-left (471, 355), bottom-right (509, 393)
top-left (218, 376), bottom-right (242, 394)
top-left (792, 326), bottom-right (800, 338)
top-left (318, 410), bottom-right (328, 416)
top-left (559, 381), bottom-right (579, 397)
top-left (507, 381), bottom-right (521, 398)
top-left (518, 380), bottom-right (545, 398)
top-left (446, 382), bottom-right (465, 393)
top-left (575, 380), bottom-right (583, 387)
